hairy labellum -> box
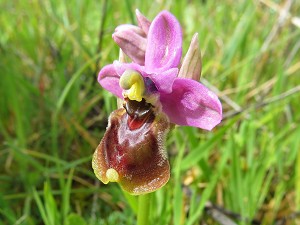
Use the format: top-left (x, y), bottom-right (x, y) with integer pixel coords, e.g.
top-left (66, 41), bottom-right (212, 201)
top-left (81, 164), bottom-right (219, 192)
top-left (92, 99), bottom-right (170, 195)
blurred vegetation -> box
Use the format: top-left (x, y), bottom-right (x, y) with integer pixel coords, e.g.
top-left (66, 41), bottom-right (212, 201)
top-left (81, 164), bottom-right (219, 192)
top-left (1, 0), bottom-right (300, 224)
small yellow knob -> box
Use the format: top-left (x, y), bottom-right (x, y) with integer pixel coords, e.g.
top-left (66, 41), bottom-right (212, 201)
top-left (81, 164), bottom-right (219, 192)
top-left (106, 168), bottom-right (119, 182)
top-left (119, 70), bottom-right (145, 102)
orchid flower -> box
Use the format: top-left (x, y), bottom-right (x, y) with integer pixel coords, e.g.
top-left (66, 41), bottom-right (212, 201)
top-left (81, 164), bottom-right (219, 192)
top-left (93, 10), bottom-right (222, 195)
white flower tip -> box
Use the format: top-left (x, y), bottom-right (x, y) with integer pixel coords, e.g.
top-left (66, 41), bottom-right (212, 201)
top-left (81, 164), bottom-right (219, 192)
top-left (135, 8), bottom-right (141, 16)
top-left (191, 33), bottom-right (200, 49)
top-left (118, 49), bottom-right (128, 63)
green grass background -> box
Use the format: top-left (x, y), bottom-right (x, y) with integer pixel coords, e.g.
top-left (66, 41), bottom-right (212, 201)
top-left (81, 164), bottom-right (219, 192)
top-left (1, 0), bottom-right (300, 224)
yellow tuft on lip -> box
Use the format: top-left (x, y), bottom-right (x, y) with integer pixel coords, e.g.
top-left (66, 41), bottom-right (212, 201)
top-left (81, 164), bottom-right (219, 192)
top-left (119, 70), bottom-right (145, 102)
top-left (106, 168), bottom-right (119, 182)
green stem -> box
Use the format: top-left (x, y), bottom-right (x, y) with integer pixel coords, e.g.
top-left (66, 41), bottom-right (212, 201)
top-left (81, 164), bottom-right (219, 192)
top-left (137, 193), bottom-right (151, 225)
top-left (296, 143), bottom-right (300, 210)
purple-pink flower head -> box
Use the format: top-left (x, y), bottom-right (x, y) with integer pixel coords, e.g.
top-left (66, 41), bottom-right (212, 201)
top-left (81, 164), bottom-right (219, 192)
top-left (93, 10), bottom-right (222, 195)
top-left (99, 10), bottom-right (222, 130)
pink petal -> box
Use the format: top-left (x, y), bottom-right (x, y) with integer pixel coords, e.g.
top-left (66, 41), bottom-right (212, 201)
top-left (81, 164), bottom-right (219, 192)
top-left (113, 61), bottom-right (144, 77)
top-left (113, 25), bottom-right (147, 65)
top-left (98, 64), bottom-right (123, 99)
top-left (135, 9), bottom-right (151, 35)
top-left (160, 78), bottom-right (222, 130)
top-left (145, 11), bottom-right (182, 73)
top-left (113, 61), bottom-right (175, 93)
top-left (145, 68), bottom-right (178, 94)
top-left (114, 24), bottom-right (147, 37)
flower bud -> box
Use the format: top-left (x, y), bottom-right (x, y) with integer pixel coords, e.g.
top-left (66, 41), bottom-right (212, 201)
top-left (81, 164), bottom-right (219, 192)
top-left (178, 33), bottom-right (202, 81)
top-left (113, 25), bottom-right (147, 65)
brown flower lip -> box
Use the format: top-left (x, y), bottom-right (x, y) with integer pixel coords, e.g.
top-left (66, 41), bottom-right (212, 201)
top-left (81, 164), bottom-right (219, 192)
top-left (92, 98), bottom-right (170, 195)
